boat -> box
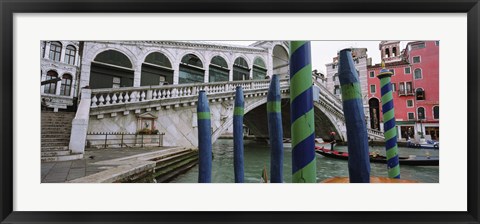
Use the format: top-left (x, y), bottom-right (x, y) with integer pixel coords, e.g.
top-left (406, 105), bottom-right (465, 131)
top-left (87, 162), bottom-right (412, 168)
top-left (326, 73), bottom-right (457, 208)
top-left (407, 139), bottom-right (439, 149)
top-left (314, 146), bottom-right (439, 166)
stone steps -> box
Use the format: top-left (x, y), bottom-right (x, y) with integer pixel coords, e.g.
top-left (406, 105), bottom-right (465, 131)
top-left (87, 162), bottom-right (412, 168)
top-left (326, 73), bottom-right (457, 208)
top-left (41, 111), bottom-right (81, 162)
top-left (153, 150), bottom-right (199, 183)
top-left (41, 150), bottom-right (71, 157)
top-left (41, 153), bottom-right (83, 162)
top-left (41, 142), bottom-right (70, 147)
top-left (41, 138), bottom-right (70, 143)
top-left (42, 146), bottom-right (69, 151)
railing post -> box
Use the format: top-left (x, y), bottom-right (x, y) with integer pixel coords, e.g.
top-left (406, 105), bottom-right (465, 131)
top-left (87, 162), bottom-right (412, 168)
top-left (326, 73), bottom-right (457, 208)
top-left (142, 134), bottom-right (144, 148)
top-left (104, 133), bottom-right (108, 148)
top-left (121, 133), bottom-right (124, 148)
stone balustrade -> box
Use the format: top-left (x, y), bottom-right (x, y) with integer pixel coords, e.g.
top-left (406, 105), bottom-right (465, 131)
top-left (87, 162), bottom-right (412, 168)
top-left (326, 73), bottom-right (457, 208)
top-left (90, 79), bottom-right (289, 109)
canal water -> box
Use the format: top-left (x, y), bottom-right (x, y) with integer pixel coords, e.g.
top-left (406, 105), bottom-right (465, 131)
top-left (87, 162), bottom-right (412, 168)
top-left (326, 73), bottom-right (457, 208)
top-left (170, 139), bottom-right (439, 183)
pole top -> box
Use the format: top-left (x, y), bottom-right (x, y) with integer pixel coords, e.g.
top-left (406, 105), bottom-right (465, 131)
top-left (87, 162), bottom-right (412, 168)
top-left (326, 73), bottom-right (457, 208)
top-left (377, 60), bottom-right (393, 79)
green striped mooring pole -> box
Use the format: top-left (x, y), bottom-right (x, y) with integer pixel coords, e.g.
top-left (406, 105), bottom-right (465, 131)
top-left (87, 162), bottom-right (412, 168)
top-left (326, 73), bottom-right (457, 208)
top-left (289, 41), bottom-right (316, 183)
top-left (377, 61), bottom-right (401, 179)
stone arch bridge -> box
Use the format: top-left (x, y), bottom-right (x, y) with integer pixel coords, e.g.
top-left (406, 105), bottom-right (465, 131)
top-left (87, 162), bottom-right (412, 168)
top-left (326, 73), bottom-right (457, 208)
top-left (70, 79), bottom-right (384, 152)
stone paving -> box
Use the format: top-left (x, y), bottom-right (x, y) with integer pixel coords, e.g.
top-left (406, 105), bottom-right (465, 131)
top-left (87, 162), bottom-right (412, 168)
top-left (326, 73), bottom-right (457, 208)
top-left (41, 147), bottom-right (174, 183)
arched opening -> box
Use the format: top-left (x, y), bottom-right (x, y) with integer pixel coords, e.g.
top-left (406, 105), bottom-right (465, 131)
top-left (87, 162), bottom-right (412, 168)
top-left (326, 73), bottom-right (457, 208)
top-left (49, 41), bottom-right (62, 61)
top-left (179, 54), bottom-right (204, 84)
top-left (141, 52), bottom-right (173, 86)
top-left (369, 98), bottom-right (380, 130)
top-left (252, 57), bottom-right (267, 79)
top-left (416, 88), bottom-right (425, 100)
top-left (233, 57), bottom-right (250, 81)
top-left (417, 107), bottom-right (426, 120)
top-left (64, 45), bottom-right (76, 65)
top-left (208, 56), bottom-right (229, 82)
top-left (272, 45), bottom-right (289, 79)
top-left (60, 74), bottom-right (72, 96)
top-left (414, 68), bottom-right (422, 79)
top-left (433, 106), bottom-right (439, 119)
top-left (385, 48), bottom-right (390, 58)
top-left (90, 50), bottom-right (134, 89)
top-left (44, 70), bottom-right (58, 94)
top-left (392, 47), bottom-right (397, 57)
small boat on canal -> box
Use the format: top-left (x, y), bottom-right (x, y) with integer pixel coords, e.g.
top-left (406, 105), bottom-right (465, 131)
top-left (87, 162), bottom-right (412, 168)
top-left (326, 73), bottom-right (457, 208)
top-left (407, 139), bottom-right (439, 150)
top-left (314, 146), bottom-right (439, 166)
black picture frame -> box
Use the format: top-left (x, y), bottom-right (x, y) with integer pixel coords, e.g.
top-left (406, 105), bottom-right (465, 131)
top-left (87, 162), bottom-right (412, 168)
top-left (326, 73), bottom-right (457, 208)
top-left (1, 0), bottom-right (479, 223)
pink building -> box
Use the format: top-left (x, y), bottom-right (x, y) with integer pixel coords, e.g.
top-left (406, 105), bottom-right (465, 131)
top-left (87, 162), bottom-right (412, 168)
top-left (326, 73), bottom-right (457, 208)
top-left (367, 41), bottom-right (439, 141)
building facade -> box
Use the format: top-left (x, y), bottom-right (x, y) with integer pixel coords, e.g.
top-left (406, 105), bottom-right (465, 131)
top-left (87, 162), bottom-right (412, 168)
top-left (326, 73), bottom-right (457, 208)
top-left (41, 41), bottom-right (81, 111)
top-left (367, 41), bottom-right (439, 141)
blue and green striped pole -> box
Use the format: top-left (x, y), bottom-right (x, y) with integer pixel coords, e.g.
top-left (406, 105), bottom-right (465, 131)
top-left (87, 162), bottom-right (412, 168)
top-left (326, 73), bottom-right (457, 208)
top-left (377, 62), bottom-right (401, 179)
top-left (338, 49), bottom-right (371, 183)
top-left (289, 41), bottom-right (316, 183)
top-left (197, 90), bottom-right (212, 183)
top-left (267, 74), bottom-right (284, 183)
top-left (233, 86), bottom-right (245, 183)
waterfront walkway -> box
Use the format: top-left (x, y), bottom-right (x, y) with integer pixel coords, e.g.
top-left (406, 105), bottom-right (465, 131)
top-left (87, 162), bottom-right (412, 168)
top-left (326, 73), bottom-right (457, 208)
top-left (41, 147), bottom-right (179, 183)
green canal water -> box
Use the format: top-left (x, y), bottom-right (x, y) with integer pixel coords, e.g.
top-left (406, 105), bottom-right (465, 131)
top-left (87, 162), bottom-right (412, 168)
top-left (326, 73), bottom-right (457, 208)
top-left (170, 139), bottom-right (439, 183)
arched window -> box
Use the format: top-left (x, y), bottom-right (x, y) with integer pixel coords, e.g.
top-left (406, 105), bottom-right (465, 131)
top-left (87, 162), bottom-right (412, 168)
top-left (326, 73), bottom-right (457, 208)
top-left (49, 42), bottom-right (62, 61)
top-left (392, 47), bottom-right (397, 57)
top-left (64, 45), bottom-right (76, 65)
top-left (94, 50), bottom-right (133, 68)
top-left (416, 88), bottom-right (425, 100)
top-left (333, 73), bottom-right (338, 81)
top-left (179, 54), bottom-right (204, 84)
top-left (414, 68), bottom-right (422, 79)
top-left (209, 56), bottom-right (229, 82)
top-left (433, 106), bottom-right (439, 119)
top-left (233, 57), bottom-right (250, 81)
top-left (252, 57), bottom-right (267, 80)
top-left (417, 107), bottom-right (426, 120)
top-left (90, 50), bottom-right (134, 89)
top-left (60, 74), bottom-right (72, 96)
top-left (141, 52), bottom-right (173, 86)
top-left (44, 70), bottom-right (58, 94)
top-left (385, 48), bottom-right (390, 58)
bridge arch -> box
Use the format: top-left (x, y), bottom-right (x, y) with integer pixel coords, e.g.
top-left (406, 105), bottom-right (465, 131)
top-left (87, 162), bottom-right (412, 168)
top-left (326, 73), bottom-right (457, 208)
top-left (211, 93), bottom-right (345, 144)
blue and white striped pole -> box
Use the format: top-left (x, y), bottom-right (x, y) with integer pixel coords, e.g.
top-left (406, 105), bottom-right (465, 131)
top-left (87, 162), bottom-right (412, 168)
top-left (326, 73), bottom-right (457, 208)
top-left (338, 49), bottom-right (370, 183)
top-left (233, 86), bottom-right (245, 183)
top-left (267, 74), bottom-right (284, 183)
top-left (197, 90), bottom-right (212, 183)
top-left (289, 41), bottom-right (317, 183)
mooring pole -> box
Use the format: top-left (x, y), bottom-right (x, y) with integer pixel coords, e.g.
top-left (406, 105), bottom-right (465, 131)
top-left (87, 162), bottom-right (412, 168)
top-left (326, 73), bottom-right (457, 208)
top-left (338, 48), bottom-right (371, 183)
top-left (233, 86), bottom-right (245, 183)
top-left (267, 74), bottom-right (284, 183)
top-left (289, 41), bottom-right (317, 183)
top-left (377, 61), bottom-right (401, 179)
top-left (197, 90), bottom-right (212, 183)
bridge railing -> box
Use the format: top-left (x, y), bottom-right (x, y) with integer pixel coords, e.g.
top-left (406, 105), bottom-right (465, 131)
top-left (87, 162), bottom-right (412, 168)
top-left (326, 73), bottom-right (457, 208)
top-left (90, 79), bottom-right (290, 108)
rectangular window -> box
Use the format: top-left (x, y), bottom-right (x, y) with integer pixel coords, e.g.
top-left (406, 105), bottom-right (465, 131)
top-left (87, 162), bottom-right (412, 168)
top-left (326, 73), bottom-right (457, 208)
top-left (369, 71), bottom-right (375, 78)
top-left (406, 99), bottom-right (413, 107)
top-left (370, 85), bottom-right (376, 94)
top-left (391, 83), bottom-right (396, 92)
top-left (404, 67), bottom-right (411, 74)
top-left (435, 41), bottom-right (439, 46)
top-left (406, 82), bottom-right (413, 94)
top-left (411, 42), bottom-right (426, 50)
top-left (413, 56), bottom-right (421, 63)
top-left (389, 69), bottom-right (395, 75)
top-left (399, 82), bottom-right (405, 95)
top-left (408, 112), bottom-right (415, 120)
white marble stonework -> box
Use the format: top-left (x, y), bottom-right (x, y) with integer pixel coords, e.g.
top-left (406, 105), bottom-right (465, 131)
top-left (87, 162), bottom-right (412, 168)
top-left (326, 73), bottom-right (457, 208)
top-left (79, 41), bottom-right (290, 89)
